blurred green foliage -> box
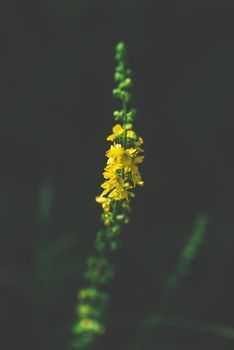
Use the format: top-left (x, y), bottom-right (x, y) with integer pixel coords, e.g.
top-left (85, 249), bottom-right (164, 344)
top-left (164, 214), bottom-right (208, 293)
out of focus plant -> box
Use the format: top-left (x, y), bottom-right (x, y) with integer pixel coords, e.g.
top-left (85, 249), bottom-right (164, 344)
top-left (162, 213), bottom-right (208, 301)
top-left (71, 41), bottom-right (144, 349)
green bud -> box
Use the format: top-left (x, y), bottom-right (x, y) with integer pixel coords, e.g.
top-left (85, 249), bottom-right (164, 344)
top-left (126, 115), bottom-right (133, 122)
top-left (115, 42), bottom-right (126, 61)
top-left (126, 109), bottom-right (137, 122)
top-left (130, 108), bottom-right (137, 117)
top-left (116, 64), bottom-right (124, 73)
top-left (124, 123), bottom-right (133, 130)
top-left (119, 78), bottom-right (131, 89)
top-left (113, 110), bottom-right (123, 121)
top-left (110, 239), bottom-right (122, 251)
top-left (112, 88), bottom-right (121, 97)
top-left (116, 41), bottom-right (125, 53)
top-left (115, 52), bottom-right (122, 61)
top-left (114, 72), bottom-right (124, 82)
top-left (111, 225), bottom-right (120, 234)
top-left (77, 304), bottom-right (92, 317)
top-left (78, 288), bottom-right (98, 300)
top-left (116, 214), bottom-right (125, 221)
top-left (124, 78), bottom-right (132, 87)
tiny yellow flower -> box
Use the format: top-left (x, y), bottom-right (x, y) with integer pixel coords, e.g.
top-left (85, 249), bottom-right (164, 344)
top-left (106, 144), bottom-right (124, 164)
top-left (107, 124), bottom-right (124, 141)
top-left (95, 196), bottom-right (111, 214)
top-left (127, 130), bottom-right (136, 139)
top-left (134, 136), bottom-right (144, 151)
top-left (78, 319), bottom-right (105, 334)
top-left (135, 136), bottom-right (143, 146)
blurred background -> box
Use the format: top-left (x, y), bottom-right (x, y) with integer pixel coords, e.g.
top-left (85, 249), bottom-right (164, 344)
top-left (1, 0), bottom-right (234, 349)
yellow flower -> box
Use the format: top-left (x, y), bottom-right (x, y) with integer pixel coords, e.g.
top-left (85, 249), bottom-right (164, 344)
top-left (107, 124), bottom-right (124, 141)
top-left (134, 137), bottom-right (144, 152)
top-left (95, 196), bottom-right (111, 214)
top-left (106, 144), bottom-right (138, 169)
top-left (127, 130), bottom-right (136, 139)
top-left (106, 144), bottom-right (124, 165)
top-left (78, 319), bottom-right (105, 334)
top-left (100, 174), bottom-right (125, 199)
top-left (131, 164), bottom-right (144, 186)
top-left (135, 137), bottom-right (143, 147)
top-left (119, 148), bottom-right (136, 168)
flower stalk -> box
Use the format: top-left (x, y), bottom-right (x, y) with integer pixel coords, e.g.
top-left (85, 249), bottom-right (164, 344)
top-left (71, 41), bottom-right (144, 349)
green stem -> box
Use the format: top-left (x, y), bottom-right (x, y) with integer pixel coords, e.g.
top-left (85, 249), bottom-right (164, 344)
top-left (122, 99), bottom-right (128, 149)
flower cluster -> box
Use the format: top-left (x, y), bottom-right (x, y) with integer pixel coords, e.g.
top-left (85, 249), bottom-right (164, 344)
top-left (96, 41), bottom-right (144, 227)
top-left (71, 288), bottom-right (108, 348)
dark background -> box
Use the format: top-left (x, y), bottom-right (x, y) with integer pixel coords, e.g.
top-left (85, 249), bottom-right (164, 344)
top-left (1, 0), bottom-right (234, 349)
